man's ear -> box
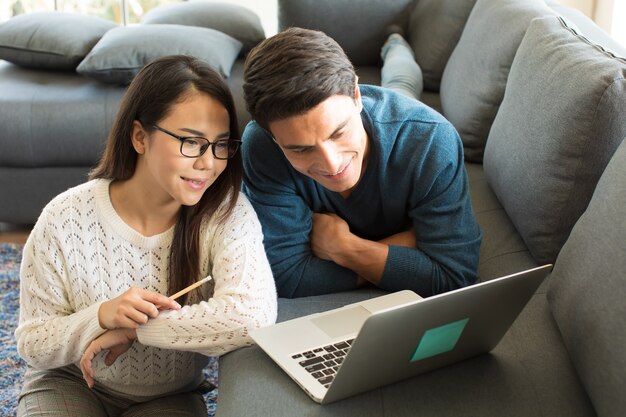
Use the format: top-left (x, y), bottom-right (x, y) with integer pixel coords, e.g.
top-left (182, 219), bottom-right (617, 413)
top-left (354, 81), bottom-right (363, 113)
top-left (131, 120), bottom-right (148, 154)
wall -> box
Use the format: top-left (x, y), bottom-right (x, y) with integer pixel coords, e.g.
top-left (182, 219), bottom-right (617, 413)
top-left (560, 0), bottom-right (625, 46)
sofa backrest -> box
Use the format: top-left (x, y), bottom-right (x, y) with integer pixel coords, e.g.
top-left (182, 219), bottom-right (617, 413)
top-left (548, 136), bottom-right (626, 417)
top-left (277, 0), bottom-right (414, 66)
top-left (407, 0), bottom-right (477, 91)
top-left (440, 0), bottom-right (555, 163)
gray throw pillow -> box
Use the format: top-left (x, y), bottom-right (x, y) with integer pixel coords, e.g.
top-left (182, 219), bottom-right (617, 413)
top-left (483, 16), bottom-right (626, 264)
top-left (548, 137), bottom-right (626, 417)
top-left (0, 11), bottom-right (116, 70)
top-left (277, 0), bottom-right (414, 66)
top-left (141, 2), bottom-right (265, 55)
top-left (408, 0), bottom-right (477, 92)
top-left (76, 24), bottom-right (242, 85)
top-left (440, 0), bottom-right (553, 162)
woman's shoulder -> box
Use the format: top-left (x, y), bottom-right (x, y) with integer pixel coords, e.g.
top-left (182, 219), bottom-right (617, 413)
top-left (37, 179), bottom-right (110, 231)
top-left (198, 192), bottom-right (263, 256)
top-left (201, 192), bottom-right (260, 234)
top-left (45, 179), bottom-right (104, 210)
top-left (28, 179), bottom-right (109, 246)
top-left (208, 191), bottom-right (256, 223)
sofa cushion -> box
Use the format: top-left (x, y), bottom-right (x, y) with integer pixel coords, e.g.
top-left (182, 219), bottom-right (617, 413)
top-left (407, 0), bottom-right (477, 92)
top-left (483, 16), bottom-right (626, 265)
top-left (548, 137), bottom-right (626, 417)
top-left (76, 24), bottom-right (242, 85)
top-left (465, 163), bottom-right (538, 281)
top-left (0, 61), bottom-right (125, 168)
top-left (0, 11), bottom-right (116, 71)
top-left (440, 0), bottom-right (553, 162)
top-left (277, 0), bottom-right (414, 66)
top-left (141, 2), bottom-right (265, 55)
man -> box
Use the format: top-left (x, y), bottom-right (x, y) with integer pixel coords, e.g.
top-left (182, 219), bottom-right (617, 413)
top-left (241, 27), bottom-right (482, 298)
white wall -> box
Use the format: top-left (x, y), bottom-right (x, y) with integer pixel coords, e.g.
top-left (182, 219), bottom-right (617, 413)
top-left (560, 0), bottom-right (594, 16)
top-left (560, 0), bottom-right (626, 46)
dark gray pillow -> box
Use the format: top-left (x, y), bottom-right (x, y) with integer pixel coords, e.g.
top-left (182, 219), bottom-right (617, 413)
top-left (483, 16), bottom-right (626, 264)
top-left (440, 0), bottom-right (553, 162)
top-left (277, 0), bottom-right (414, 66)
top-left (141, 2), bottom-right (265, 55)
top-left (0, 11), bottom-right (116, 70)
top-left (548, 137), bottom-right (626, 417)
top-left (76, 24), bottom-right (242, 85)
top-left (408, 0), bottom-right (477, 92)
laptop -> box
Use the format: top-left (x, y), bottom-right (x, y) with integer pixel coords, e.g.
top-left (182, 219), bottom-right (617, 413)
top-left (250, 264), bottom-right (552, 404)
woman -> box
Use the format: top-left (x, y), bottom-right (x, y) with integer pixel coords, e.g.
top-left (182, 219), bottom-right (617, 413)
top-left (15, 55), bottom-right (277, 416)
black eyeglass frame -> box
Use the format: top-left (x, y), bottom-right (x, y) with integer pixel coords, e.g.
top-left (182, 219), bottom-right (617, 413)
top-left (151, 124), bottom-right (241, 160)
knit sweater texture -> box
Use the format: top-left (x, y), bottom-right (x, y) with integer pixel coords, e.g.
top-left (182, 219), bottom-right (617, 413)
top-left (15, 179), bottom-right (277, 397)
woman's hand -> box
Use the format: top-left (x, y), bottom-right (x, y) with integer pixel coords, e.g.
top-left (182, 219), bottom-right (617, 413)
top-left (98, 287), bottom-right (181, 330)
top-left (80, 328), bottom-right (137, 388)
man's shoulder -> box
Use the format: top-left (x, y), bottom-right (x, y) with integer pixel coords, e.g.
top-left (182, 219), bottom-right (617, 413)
top-left (360, 85), bottom-right (447, 127)
top-left (362, 85), bottom-right (458, 141)
top-left (241, 120), bottom-right (287, 166)
top-left (242, 120), bottom-right (272, 148)
top-left (360, 86), bottom-right (462, 172)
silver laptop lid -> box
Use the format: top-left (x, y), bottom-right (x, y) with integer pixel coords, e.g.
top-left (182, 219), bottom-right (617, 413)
top-left (323, 264), bottom-right (552, 403)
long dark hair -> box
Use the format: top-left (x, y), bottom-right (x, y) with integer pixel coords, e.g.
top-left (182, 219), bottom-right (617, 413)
top-left (90, 55), bottom-right (242, 304)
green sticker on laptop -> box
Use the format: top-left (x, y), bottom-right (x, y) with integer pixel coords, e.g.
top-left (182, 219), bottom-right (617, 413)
top-left (410, 318), bottom-right (469, 362)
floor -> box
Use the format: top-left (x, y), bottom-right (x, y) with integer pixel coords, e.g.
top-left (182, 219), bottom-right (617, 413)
top-left (0, 223), bottom-right (31, 244)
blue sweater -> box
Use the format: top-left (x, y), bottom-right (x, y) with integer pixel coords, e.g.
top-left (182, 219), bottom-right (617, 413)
top-left (242, 85), bottom-right (481, 298)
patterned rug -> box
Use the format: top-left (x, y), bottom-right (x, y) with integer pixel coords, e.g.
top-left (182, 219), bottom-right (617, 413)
top-left (0, 243), bottom-right (24, 416)
top-left (0, 243), bottom-right (218, 416)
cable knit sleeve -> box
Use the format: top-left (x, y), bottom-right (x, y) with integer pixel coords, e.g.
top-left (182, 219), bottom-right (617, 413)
top-left (15, 208), bottom-right (106, 370)
top-left (136, 193), bottom-right (278, 356)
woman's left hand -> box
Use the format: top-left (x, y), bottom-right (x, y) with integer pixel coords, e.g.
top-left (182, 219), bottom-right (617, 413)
top-left (80, 328), bottom-right (137, 388)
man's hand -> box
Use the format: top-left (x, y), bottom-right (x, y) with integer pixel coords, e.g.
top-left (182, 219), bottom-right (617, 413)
top-left (311, 212), bottom-right (386, 284)
top-left (310, 213), bottom-right (352, 262)
top-left (80, 328), bottom-right (137, 388)
top-left (311, 213), bottom-right (418, 286)
top-left (98, 287), bottom-right (181, 330)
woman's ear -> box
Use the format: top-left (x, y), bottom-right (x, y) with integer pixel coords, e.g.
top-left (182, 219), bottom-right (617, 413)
top-left (131, 120), bottom-right (148, 154)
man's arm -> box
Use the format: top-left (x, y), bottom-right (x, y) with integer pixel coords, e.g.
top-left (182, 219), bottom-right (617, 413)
top-left (310, 121), bottom-right (481, 297)
top-left (385, 121), bottom-right (482, 296)
top-left (311, 213), bottom-right (417, 286)
top-left (241, 122), bottom-right (359, 298)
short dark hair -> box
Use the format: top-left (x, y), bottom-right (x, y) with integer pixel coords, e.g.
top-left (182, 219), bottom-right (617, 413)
top-left (243, 27), bottom-right (357, 130)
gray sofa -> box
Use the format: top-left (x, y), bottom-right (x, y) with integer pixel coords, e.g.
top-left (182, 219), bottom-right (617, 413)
top-left (1, 0), bottom-right (625, 416)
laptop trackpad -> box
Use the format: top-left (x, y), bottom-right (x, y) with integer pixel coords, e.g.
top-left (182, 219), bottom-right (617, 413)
top-left (311, 306), bottom-right (371, 339)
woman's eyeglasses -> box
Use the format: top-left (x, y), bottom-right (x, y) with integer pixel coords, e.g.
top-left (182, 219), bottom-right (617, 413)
top-left (152, 124), bottom-right (241, 160)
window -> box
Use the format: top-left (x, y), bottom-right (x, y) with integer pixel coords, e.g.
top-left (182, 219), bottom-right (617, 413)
top-left (1, 0), bottom-right (182, 24)
top-left (0, 0), bottom-right (278, 32)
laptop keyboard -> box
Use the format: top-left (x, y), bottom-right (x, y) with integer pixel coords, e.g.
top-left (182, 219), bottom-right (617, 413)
top-left (291, 339), bottom-right (355, 388)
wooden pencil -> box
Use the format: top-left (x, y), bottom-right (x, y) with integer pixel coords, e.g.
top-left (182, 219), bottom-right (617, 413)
top-left (169, 275), bottom-right (213, 300)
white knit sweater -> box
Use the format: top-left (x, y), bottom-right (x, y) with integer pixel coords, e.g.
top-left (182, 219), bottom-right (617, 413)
top-left (16, 179), bottom-right (277, 397)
